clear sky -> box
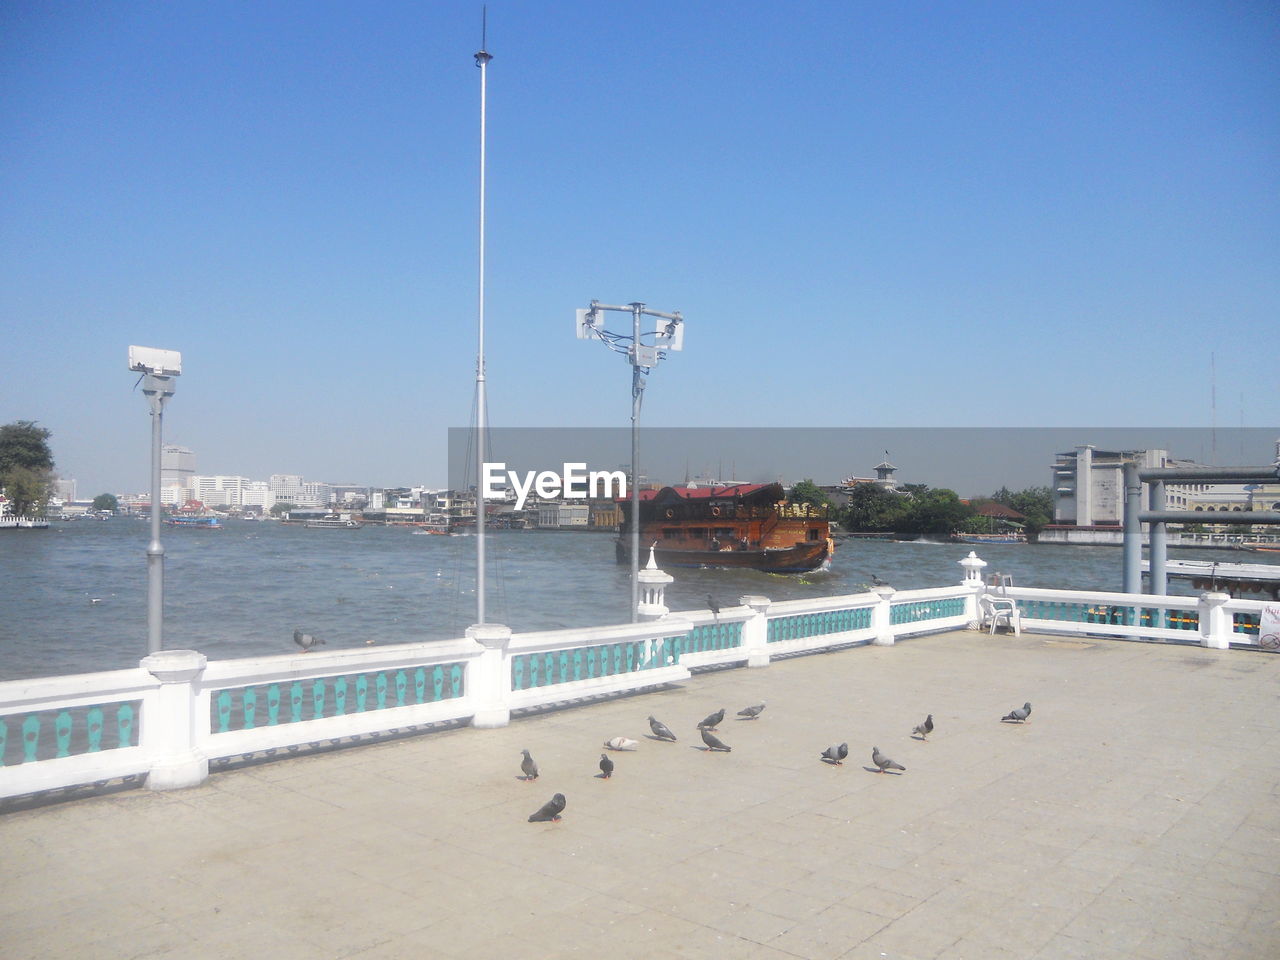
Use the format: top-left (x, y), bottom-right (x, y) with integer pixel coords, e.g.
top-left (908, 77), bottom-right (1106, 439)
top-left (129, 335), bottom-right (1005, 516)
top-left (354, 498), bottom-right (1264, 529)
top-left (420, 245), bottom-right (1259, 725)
top-left (2, 1), bottom-right (1277, 497)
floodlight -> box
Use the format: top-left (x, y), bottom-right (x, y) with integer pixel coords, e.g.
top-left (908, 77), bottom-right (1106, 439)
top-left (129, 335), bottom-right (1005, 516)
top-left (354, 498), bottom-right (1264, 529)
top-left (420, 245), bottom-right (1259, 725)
top-left (129, 345), bottom-right (183, 376)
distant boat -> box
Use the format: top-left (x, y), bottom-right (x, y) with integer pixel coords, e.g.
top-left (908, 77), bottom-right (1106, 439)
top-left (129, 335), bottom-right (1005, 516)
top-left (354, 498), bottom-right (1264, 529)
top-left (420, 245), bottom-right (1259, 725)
top-left (955, 532), bottom-right (1025, 544)
top-left (617, 482), bottom-right (833, 573)
top-left (304, 514), bottom-right (364, 529)
top-left (164, 515), bottom-right (223, 529)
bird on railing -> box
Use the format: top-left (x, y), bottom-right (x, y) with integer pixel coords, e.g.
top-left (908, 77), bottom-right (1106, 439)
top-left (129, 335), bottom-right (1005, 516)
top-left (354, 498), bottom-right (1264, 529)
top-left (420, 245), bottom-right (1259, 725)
top-left (293, 629), bottom-right (324, 652)
top-left (911, 714), bottom-right (934, 740)
top-left (707, 594), bottom-right (721, 621)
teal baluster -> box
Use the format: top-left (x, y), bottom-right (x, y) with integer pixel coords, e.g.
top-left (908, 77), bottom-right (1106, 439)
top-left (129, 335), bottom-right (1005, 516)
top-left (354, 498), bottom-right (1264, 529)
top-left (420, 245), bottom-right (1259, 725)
top-left (334, 678), bottom-right (348, 716)
top-left (267, 684), bottom-right (281, 725)
top-left (290, 682), bottom-right (304, 722)
top-left (356, 675), bottom-right (368, 711)
top-left (432, 665), bottom-right (444, 701)
top-left (529, 656), bottom-right (541, 687)
top-left (55, 711), bottom-right (72, 758)
top-left (116, 704), bottom-right (135, 747)
top-left (0, 716), bottom-right (7, 765)
top-left (216, 691), bottom-right (233, 733)
top-left (23, 715), bottom-right (41, 762)
top-left (513, 656), bottom-right (526, 691)
top-left (376, 673), bottom-right (388, 708)
top-left (395, 670), bottom-right (407, 706)
top-left (613, 644), bottom-right (623, 674)
top-left (243, 687), bottom-right (257, 729)
top-left (450, 663), bottom-right (463, 696)
top-left (559, 650), bottom-right (570, 681)
top-left (544, 652), bottom-right (555, 684)
top-left (624, 644), bottom-right (634, 672)
top-left (312, 679), bottom-right (327, 718)
top-left (86, 707), bottom-right (103, 752)
top-left (415, 668), bottom-right (427, 704)
top-left (586, 646), bottom-right (596, 677)
top-left (573, 649), bottom-right (583, 680)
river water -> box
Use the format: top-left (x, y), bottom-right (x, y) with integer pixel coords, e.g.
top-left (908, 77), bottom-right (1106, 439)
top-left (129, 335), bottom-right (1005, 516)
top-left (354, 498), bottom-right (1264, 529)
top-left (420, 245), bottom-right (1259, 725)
top-left (2, 520), bottom-right (1275, 681)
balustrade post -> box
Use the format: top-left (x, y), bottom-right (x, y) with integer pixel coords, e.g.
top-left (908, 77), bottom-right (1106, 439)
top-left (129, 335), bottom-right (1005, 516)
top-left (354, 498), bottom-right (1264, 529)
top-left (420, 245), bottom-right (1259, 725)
top-left (467, 623), bottom-right (513, 728)
top-left (738, 595), bottom-right (772, 667)
top-left (140, 649), bottom-right (208, 791)
top-left (958, 552), bottom-right (987, 629)
top-left (1197, 592), bottom-right (1232, 650)
top-left (637, 547), bottom-right (674, 622)
top-left (872, 585), bottom-right (897, 645)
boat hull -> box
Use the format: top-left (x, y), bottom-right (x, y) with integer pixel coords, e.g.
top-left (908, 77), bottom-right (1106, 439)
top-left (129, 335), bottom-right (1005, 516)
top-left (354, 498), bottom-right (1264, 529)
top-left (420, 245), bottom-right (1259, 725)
top-left (616, 538), bottom-right (831, 573)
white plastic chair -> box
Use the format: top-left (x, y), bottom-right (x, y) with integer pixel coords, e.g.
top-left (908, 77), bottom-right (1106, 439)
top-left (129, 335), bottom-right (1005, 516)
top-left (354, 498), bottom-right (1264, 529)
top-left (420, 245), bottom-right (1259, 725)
top-left (980, 595), bottom-right (1022, 636)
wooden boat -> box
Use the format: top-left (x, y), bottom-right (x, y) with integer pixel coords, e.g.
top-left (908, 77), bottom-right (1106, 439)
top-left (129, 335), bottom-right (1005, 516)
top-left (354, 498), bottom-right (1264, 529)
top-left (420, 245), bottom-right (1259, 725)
top-left (617, 482), bottom-right (833, 573)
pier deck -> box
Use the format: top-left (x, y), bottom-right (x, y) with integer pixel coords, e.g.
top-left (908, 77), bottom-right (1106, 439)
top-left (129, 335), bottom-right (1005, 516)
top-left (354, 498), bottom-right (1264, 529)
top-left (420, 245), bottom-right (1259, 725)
top-left (2, 629), bottom-right (1277, 959)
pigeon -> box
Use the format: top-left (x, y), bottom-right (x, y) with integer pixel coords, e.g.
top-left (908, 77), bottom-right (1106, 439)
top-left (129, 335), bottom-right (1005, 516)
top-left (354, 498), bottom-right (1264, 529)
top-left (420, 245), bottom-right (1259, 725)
top-left (912, 714), bottom-right (934, 740)
top-left (707, 594), bottom-right (721, 618)
top-left (820, 742), bottom-right (848, 765)
top-left (872, 746), bottom-right (905, 773)
top-left (520, 749), bottom-right (539, 781)
top-left (527, 793), bottom-right (566, 823)
top-left (700, 727), bottom-right (731, 752)
top-left (648, 716), bottom-right (678, 741)
top-left (293, 629), bottom-right (324, 652)
top-left (1002, 702), bottom-right (1032, 723)
top-left (599, 754), bottom-right (614, 779)
top-left (697, 708), bottom-right (726, 731)
top-left (603, 737), bottom-right (638, 751)
top-left (737, 702), bottom-right (766, 720)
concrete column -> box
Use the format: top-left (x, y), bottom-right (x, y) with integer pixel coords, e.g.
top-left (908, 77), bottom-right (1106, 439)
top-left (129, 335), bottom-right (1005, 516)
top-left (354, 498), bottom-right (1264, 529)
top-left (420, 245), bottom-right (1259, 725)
top-left (1197, 592), bottom-right (1232, 650)
top-left (467, 623), bottom-right (513, 728)
top-left (738, 595), bottom-right (772, 667)
top-left (1122, 461), bottom-right (1142, 600)
top-left (872, 585), bottom-right (896, 646)
top-left (636, 546), bottom-right (674, 622)
top-left (140, 649), bottom-right (208, 791)
top-left (1076, 445), bottom-right (1094, 526)
top-left (958, 552), bottom-right (987, 629)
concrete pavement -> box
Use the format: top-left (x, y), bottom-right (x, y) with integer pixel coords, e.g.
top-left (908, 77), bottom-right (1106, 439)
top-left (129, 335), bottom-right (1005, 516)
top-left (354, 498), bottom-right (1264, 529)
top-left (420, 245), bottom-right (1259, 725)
top-left (2, 630), bottom-right (1277, 959)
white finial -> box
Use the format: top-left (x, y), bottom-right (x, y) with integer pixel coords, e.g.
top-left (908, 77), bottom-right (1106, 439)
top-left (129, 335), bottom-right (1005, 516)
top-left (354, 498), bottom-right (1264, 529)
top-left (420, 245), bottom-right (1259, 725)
top-left (646, 542), bottom-right (659, 569)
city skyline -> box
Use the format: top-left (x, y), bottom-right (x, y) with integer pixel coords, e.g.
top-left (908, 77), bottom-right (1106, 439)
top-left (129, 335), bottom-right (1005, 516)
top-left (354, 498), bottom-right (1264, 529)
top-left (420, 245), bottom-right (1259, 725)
top-left (3, 3), bottom-right (1277, 495)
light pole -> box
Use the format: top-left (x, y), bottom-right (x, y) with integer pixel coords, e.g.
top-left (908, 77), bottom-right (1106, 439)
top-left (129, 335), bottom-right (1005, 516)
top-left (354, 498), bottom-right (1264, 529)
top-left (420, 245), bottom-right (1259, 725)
top-left (576, 301), bottom-right (684, 621)
top-left (129, 345), bottom-right (182, 654)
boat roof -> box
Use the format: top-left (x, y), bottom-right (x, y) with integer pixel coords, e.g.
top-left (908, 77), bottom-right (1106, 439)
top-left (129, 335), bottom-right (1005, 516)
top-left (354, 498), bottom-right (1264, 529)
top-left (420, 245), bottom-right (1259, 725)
top-left (634, 482), bottom-right (785, 504)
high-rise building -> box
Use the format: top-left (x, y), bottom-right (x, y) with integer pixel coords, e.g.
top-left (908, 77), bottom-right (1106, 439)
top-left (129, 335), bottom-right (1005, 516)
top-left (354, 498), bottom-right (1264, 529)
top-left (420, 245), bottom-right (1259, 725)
top-left (161, 445), bottom-right (196, 488)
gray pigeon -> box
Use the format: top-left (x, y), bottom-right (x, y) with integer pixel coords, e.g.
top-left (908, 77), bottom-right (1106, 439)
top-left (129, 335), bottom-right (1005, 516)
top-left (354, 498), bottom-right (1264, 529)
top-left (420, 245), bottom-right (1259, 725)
top-left (520, 749), bottom-right (539, 781)
top-left (1002, 702), bottom-right (1032, 723)
top-left (698, 708), bottom-right (726, 731)
top-left (872, 746), bottom-right (905, 773)
top-left (912, 714), bottom-right (934, 740)
top-left (820, 742), bottom-right (848, 765)
top-left (700, 727), bottom-right (731, 752)
top-left (527, 792), bottom-right (566, 823)
top-left (598, 754), bottom-right (614, 779)
top-left (737, 702), bottom-right (766, 720)
top-left (707, 594), bottom-right (721, 618)
top-left (293, 629), bottom-right (324, 652)
top-left (648, 716), bottom-right (678, 741)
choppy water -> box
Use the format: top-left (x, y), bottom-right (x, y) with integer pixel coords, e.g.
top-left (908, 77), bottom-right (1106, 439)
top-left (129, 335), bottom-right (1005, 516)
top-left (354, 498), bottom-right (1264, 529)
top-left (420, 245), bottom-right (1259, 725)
top-left (2, 519), bottom-right (1274, 681)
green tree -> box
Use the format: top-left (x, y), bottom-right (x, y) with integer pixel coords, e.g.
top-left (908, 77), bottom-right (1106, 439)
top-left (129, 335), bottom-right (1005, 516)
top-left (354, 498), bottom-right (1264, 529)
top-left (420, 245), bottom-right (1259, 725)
top-left (0, 420), bottom-right (54, 517)
top-left (789, 479), bottom-right (830, 508)
top-left (1007, 486), bottom-right (1054, 537)
top-left (841, 484), bottom-right (910, 532)
top-left (898, 488), bottom-right (975, 536)
top-left (269, 502), bottom-right (294, 517)
top-left (92, 493), bottom-right (120, 513)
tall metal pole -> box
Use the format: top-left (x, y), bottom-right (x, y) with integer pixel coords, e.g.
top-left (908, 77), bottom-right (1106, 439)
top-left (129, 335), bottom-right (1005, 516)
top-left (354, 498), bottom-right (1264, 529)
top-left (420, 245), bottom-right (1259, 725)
top-left (474, 32), bottom-right (492, 625)
top-left (1122, 461), bottom-right (1142, 599)
top-left (143, 375), bottom-right (173, 654)
top-left (630, 302), bottom-right (643, 622)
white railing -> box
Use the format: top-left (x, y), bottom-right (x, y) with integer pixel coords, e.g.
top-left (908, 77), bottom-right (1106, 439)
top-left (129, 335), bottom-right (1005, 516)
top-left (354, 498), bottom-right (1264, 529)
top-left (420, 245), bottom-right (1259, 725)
top-left (0, 576), bottom-right (1038, 802)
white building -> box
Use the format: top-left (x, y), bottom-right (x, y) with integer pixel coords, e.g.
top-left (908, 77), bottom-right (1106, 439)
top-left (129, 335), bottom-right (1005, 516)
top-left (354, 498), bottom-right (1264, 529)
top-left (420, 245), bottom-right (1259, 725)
top-left (190, 475), bottom-right (252, 508)
top-left (161, 445), bottom-right (196, 488)
top-left (535, 501), bottom-right (589, 528)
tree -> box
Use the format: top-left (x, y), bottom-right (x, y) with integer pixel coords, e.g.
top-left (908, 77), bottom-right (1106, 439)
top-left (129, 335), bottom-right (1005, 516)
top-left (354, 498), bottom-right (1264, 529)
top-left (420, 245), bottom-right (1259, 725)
top-left (789, 479), bottom-right (830, 509)
top-left (269, 502), bottom-right (294, 517)
top-left (92, 493), bottom-right (120, 513)
top-left (898, 488), bottom-right (975, 536)
top-left (1005, 486), bottom-right (1054, 538)
top-left (0, 420), bottom-right (54, 517)
top-left (841, 484), bottom-right (910, 532)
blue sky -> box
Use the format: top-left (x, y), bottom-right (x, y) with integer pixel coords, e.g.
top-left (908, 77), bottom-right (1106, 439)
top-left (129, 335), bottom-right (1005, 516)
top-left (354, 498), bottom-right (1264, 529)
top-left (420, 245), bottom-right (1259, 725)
top-left (2, 1), bottom-right (1277, 496)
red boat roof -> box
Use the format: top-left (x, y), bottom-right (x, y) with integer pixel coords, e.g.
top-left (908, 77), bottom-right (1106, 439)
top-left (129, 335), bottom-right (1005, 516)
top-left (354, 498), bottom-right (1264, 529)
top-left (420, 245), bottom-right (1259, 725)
top-left (632, 482), bottom-right (783, 503)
